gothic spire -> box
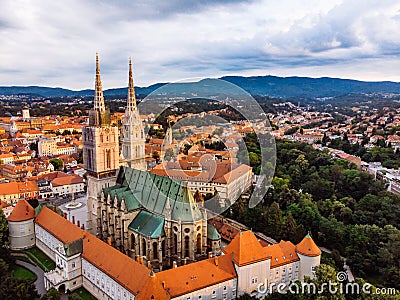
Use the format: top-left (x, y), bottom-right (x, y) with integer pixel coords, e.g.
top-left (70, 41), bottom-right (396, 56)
top-left (94, 52), bottom-right (105, 112)
top-left (127, 56), bottom-right (137, 111)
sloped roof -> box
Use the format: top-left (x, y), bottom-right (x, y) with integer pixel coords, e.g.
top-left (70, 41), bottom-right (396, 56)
top-left (82, 233), bottom-right (169, 298)
top-left (222, 231), bottom-right (269, 266)
top-left (207, 224), bottom-right (221, 241)
top-left (110, 166), bottom-right (203, 222)
top-left (296, 233), bottom-right (321, 257)
top-left (35, 206), bottom-right (84, 244)
top-left (263, 240), bottom-right (299, 268)
top-left (51, 174), bottom-right (84, 187)
top-left (128, 210), bottom-right (165, 239)
top-left (0, 200), bottom-right (10, 208)
top-left (8, 200), bottom-right (35, 221)
top-left (157, 255), bottom-right (236, 298)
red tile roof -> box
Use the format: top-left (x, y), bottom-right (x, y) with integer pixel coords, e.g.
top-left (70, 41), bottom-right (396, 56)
top-left (157, 255), bottom-right (236, 297)
top-left (8, 200), bottom-right (35, 222)
top-left (35, 206), bottom-right (84, 244)
top-left (296, 233), bottom-right (321, 257)
top-left (35, 207), bottom-right (169, 299)
top-left (263, 241), bottom-right (299, 268)
top-left (222, 231), bottom-right (269, 266)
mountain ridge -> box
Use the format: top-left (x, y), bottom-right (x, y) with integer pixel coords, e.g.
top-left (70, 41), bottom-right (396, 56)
top-left (1, 75), bottom-right (400, 99)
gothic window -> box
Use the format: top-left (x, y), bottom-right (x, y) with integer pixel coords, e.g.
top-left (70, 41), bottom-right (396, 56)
top-left (153, 242), bottom-right (158, 260)
top-left (142, 239), bottom-right (147, 257)
top-left (161, 240), bottom-right (165, 258)
top-left (174, 234), bottom-right (178, 255)
top-left (100, 134), bottom-right (103, 143)
top-left (106, 149), bottom-right (111, 169)
top-left (196, 233), bottom-right (201, 254)
top-left (130, 234), bottom-right (135, 249)
top-left (184, 236), bottom-right (190, 258)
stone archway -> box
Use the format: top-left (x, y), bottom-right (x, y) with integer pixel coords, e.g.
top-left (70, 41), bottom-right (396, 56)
top-left (58, 284), bottom-right (66, 293)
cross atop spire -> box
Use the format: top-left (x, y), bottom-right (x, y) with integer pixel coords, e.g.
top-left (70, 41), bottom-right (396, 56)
top-left (94, 52), bottom-right (106, 112)
top-left (127, 56), bottom-right (137, 111)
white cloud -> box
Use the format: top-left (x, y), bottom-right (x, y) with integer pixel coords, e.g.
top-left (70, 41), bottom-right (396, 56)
top-left (0, 0), bottom-right (399, 89)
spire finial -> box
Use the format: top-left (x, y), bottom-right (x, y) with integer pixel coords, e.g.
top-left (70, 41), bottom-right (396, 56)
top-left (127, 56), bottom-right (137, 111)
top-left (94, 52), bottom-right (105, 112)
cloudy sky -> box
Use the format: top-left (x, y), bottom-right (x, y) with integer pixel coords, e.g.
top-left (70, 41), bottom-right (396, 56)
top-left (1, 0), bottom-right (400, 90)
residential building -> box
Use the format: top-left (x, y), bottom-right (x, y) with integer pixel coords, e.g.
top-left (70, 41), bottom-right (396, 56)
top-left (0, 181), bottom-right (39, 204)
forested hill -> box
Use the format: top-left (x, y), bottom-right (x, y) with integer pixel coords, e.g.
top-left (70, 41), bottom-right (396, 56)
top-left (1, 75), bottom-right (400, 99)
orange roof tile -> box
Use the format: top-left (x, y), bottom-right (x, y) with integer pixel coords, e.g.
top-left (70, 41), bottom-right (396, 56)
top-left (296, 233), bottom-right (321, 257)
top-left (35, 206), bottom-right (84, 244)
top-left (222, 231), bottom-right (269, 266)
top-left (0, 182), bottom-right (19, 195)
top-left (51, 174), bottom-right (83, 187)
top-left (0, 200), bottom-right (10, 208)
top-left (8, 200), bottom-right (35, 221)
top-left (157, 255), bottom-right (236, 297)
top-left (82, 233), bottom-right (169, 298)
top-left (263, 240), bottom-right (299, 268)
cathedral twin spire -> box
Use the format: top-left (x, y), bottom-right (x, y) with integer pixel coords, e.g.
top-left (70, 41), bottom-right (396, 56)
top-left (94, 53), bottom-right (137, 113)
top-left (90, 53), bottom-right (137, 127)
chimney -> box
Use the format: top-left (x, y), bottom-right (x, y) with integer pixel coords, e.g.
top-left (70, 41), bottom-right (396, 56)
top-left (147, 261), bottom-right (151, 269)
top-left (208, 252), bottom-right (212, 259)
top-left (162, 281), bottom-right (166, 289)
top-left (52, 205), bottom-right (56, 212)
top-left (81, 224), bottom-right (85, 230)
top-left (72, 216), bottom-right (75, 224)
top-left (63, 213), bottom-right (67, 219)
top-left (77, 220), bottom-right (80, 227)
top-left (136, 255), bottom-right (140, 263)
top-left (215, 256), bottom-right (218, 266)
top-left (173, 261), bottom-right (177, 268)
top-left (183, 258), bottom-right (187, 265)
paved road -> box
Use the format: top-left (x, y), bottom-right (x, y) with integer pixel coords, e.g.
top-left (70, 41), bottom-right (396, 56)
top-left (16, 260), bottom-right (46, 296)
top-left (320, 246), bottom-right (355, 282)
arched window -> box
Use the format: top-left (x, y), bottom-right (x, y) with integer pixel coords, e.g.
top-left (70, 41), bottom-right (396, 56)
top-left (174, 234), bottom-right (178, 255)
top-left (184, 236), bottom-right (190, 258)
top-left (130, 234), bottom-right (135, 249)
top-left (142, 239), bottom-right (147, 257)
top-left (161, 240), bottom-right (165, 258)
top-left (153, 242), bottom-right (158, 260)
top-left (196, 233), bottom-right (201, 254)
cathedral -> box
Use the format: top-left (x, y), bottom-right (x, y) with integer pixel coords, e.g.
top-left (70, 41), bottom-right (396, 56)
top-left (83, 54), bottom-right (221, 270)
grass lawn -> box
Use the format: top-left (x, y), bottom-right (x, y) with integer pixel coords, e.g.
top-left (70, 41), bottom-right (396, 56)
top-left (70, 287), bottom-right (97, 300)
top-left (12, 265), bottom-right (37, 282)
top-left (23, 247), bottom-right (56, 271)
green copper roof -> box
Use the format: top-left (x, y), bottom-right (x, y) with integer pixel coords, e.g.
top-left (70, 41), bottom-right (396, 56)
top-left (121, 190), bottom-right (142, 211)
top-left (110, 166), bottom-right (203, 222)
top-left (207, 224), bottom-right (221, 241)
top-left (128, 210), bottom-right (165, 238)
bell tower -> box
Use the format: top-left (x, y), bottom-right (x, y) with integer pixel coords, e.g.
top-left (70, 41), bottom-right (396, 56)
top-left (83, 53), bottom-right (119, 234)
top-left (121, 57), bottom-right (146, 170)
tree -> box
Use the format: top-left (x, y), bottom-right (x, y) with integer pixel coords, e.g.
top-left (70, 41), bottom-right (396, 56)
top-left (152, 151), bottom-right (160, 163)
top-left (41, 287), bottom-right (60, 300)
top-left (305, 264), bottom-right (346, 300)
top-left (0, 209), bottom-right (9, 249)
top-left (282, 213), bottom-right (297, 242)
top-left (248, 152), bottom-right (261, 168)
top-left (0, 277), bottom-right (39, 300)
top-left (50, 158), bottom-right (63, 171)
top-left (163, 148), bottom-right (174, 162)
